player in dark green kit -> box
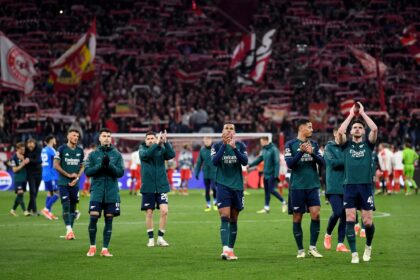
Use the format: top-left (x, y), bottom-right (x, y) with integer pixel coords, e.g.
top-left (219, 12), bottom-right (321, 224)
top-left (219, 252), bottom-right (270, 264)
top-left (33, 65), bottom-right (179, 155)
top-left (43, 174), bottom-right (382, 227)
top-left (323, 129), bottom-right (350, 252)
top-left (194, 136), bottom-right (218, 211)
top-left (9, 142), bottom-right (30, 216)
top-left (54, 129), bottom-right (84, 240)
top-left (211, 123), bottom-right (248, 260)
top-left (337, 102), bottom-right (378, 264)
top-left (285, 119), bottom-right (325, 258)
top-left (140, 130), bottom-right (175, 247)
top-left (85, 128), bottom-right (124, 257)
top-left (248, 136), bottom-right (287, 214)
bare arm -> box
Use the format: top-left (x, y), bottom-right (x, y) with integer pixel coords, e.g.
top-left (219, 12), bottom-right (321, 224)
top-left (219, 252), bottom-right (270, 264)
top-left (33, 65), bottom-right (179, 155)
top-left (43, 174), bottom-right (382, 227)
top-left (337, 105), bottom-right (356, 145)
top-left (54, 159), bottom-right (74, 178)
top-left (358, 102), bottom-right (378, 144)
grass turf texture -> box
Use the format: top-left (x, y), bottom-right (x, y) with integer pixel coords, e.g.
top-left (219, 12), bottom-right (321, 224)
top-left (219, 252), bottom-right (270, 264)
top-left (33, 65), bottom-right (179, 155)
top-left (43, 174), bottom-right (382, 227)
top-left (0, 189), bottom-right (419, 280)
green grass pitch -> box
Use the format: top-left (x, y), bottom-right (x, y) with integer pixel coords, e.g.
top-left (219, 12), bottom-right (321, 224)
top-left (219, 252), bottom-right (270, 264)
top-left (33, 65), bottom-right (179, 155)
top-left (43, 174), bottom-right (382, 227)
top-left (0, 189), bottom-right (419, 280)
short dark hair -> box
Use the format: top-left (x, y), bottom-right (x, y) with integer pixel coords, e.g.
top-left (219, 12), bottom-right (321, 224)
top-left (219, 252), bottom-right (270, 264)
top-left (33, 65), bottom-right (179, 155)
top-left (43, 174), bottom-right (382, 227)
top-left (296, 119), bottom-right (310, 130)
top-left (67, 128), bottom-right (81, 136)
top-left (223, 122), bottom-right (236, 129)
top-left (16, 142), bottom-right (25, 149)
top-left (27, 138), bottom-right (37, 144)
top-left (44, 135), bottom-right (55, 144)
top-left (99, 128), bottom-right (111, 135)
top-left (145, 131), bottom-right (156, 137)
top-left (351, 119), bottom-right (365, 128)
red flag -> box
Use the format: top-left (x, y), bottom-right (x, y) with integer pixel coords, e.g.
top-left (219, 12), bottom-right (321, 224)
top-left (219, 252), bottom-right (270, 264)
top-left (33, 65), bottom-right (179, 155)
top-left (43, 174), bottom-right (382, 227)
top-left (309, 103), bottom-right (328, 130)
top-left (250, 29), bottom-right (276, 83)
top-left (89, 81), bottom-right (105, 123)
top-left (400, 25), bottom-right (420, 64)
top-left (340, 99), bottom-right (355, 116)
top-left (230, 33), bottom-right (256, 69)
top-left (349, 46), bottom-right (387, 78)
top-left (0, 32), bottom-right (38, 94)
top-left (49, 19), bottom-right (96, 91)
top-left (231, 29), bottom-right (276, 84)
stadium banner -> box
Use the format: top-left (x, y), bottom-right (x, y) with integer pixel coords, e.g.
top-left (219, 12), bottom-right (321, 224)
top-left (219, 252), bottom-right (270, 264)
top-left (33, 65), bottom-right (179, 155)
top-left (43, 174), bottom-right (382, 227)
top-left (48, 19), bottom-right (96, 91)
top-left (309, 102), bottom-right (328, 130)
top-left (348, 46), bottom-right (387, 78)
top-left (263, 105), bottom-right (288, 123)
top-left (0, 32), bottom-right (38, 94)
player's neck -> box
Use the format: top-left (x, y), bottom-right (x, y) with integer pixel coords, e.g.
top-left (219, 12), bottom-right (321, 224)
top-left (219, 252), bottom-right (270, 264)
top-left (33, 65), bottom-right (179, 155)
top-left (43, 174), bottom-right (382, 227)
top-left (297, 134), bottom-right (307, 142)
top-left (67, 142), bottom-right (76, 149)
top-left (352, 137), bottom-right (363, 143)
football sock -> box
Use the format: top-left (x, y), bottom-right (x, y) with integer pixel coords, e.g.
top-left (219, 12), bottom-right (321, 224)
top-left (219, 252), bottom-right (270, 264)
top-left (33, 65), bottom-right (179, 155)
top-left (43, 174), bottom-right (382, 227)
top-left (12, 194), bottom-right (23, 210)
top-left (228, 222), bottom-right (237, 249)
top-left (337, 214), bottom-right (346, 243)
top-left (346, 221), bottom-right (357, 252)
top-left (46, 194), bottom-right (59, 211)
top-left (45, 196), bottom-right (51, 210)
top-left (326, 214), bottom-right (339, 235)
top-left (365, 224), bottom-right (375, 246)
top-left (158, 229), bottom-right (165, 237)
top-left (62, 201), bottom-right (71, 226)
top-left (88, 216), bottom-right (98, 245)
top-left (147, 229), bottom-right (154, 239)
top-left (310, 219), bottom-right (320, 246)
top-left (70, 202), bottom-right (76, 227)
top-left (272, 190), bottom-right (284, 203)
top-left (19, 195), bottom-right (26, 211)
top-left (103, 217), bottom-right (113, 248)
top-left (293, 222), bottom-right (304, 250)
top-left (220, 217), bottom-right (229, 247)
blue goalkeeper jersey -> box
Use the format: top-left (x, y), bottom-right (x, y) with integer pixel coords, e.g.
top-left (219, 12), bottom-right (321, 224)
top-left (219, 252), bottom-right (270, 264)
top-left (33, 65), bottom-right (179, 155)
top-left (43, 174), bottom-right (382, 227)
top-left (42, 146), bottom-right (58, 182)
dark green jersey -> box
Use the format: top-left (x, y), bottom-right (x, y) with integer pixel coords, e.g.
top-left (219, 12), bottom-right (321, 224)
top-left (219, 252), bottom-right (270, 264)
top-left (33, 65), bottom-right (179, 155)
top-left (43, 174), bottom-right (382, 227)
top-left (248, 142), bottom-right (280, 179)
top-left (10, 154), bottom-right (26, 183)
top-left (284, 139), bottom-right (324, 190)
top-left (211, 141), bottom-right (248, 190)
top-left (194, 146), bottom-right (217, 180)
top-left (342, 139), bottom-right (375, 185)
top-left (139, 142), bottom-right (176, 193)
top-left (55, 144), bottom-right (84, 187)
top-left (324, 141), bottom-right (344, 194)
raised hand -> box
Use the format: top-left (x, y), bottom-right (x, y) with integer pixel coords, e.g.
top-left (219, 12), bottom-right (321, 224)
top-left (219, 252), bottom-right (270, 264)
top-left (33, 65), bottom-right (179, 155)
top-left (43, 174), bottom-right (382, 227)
top-left (162, 130), bottom-right (168, 143)
top-left (157, 131), bottom-right (163, 144)
top-left (222, 131), bottom-right (230, 144)
top-left (349, 104), bottom-right (357, 117)
top-left (357, 102), bottom-right (364, 115)
top-left (228, 132), bottom-right (236, 148)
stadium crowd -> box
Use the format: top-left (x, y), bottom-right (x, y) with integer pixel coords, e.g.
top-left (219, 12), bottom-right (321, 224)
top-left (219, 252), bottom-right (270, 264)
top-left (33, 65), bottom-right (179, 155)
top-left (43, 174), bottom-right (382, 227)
top-left (0, 0), bottom-right (419, 152)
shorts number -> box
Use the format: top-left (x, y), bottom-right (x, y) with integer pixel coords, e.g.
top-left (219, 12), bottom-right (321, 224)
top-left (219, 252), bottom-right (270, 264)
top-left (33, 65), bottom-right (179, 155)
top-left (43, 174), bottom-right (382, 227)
top-left (367, 196), bottom-right (374, 206)
top-left (242, 197), bottom-right (245, 207)
top-left (161, 193), bottom-right (168, 202)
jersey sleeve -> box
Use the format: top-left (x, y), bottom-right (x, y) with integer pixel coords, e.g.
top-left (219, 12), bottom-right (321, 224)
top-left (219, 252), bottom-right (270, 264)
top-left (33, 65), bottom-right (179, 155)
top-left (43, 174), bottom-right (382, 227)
top-left (79, 148), bottom-right (85, 165)
top-left (54, 145), bottom-right (64, 161)
top-left (284, 140), bottom-right (304, 170)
